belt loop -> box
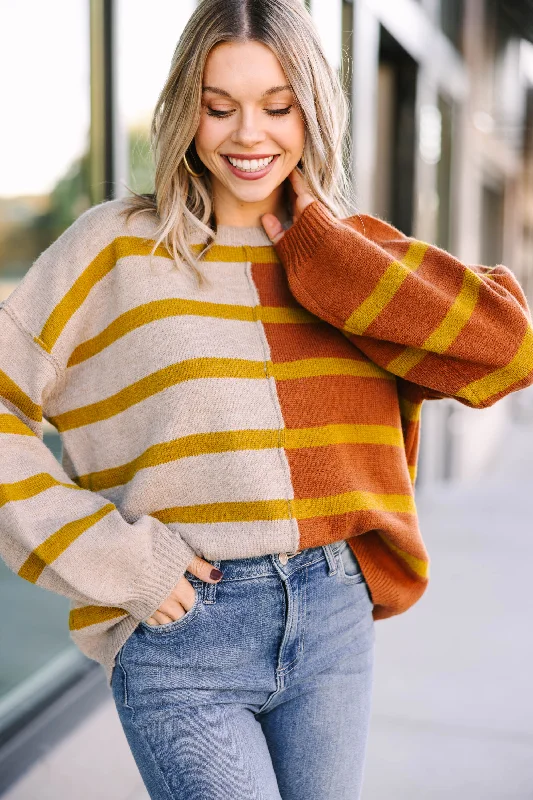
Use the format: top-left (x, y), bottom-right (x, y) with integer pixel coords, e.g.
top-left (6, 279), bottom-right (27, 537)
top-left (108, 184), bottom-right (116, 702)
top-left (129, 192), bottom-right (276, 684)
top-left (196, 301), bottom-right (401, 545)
top-left (322, 544), bottom-right (338, 575)
top-left (203, 559), bottom-right (222, 604)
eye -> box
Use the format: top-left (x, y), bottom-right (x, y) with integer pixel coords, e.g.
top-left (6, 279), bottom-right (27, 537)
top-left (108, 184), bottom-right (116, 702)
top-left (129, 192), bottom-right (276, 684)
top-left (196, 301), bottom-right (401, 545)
top-left (206, 106), bottom-right (293, 118)
top-left (268, 106), bottom-right (293, 116)
top-left (206, 108), bottom-right (233, 118)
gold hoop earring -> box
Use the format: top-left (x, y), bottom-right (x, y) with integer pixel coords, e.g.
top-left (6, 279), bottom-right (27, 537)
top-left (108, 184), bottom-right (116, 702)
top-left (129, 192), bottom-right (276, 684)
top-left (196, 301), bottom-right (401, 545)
top-left (183, 151), bottom-right (205, 178)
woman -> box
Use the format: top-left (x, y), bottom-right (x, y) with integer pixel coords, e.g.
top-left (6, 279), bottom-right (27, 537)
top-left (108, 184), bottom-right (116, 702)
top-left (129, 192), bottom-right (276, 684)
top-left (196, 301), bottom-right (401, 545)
top-left (1, 0), bottom-right (532, 797)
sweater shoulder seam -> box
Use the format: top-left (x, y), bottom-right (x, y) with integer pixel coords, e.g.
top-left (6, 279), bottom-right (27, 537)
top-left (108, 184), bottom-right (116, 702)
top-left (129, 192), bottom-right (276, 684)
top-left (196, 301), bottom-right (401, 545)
top-left (1, 303), bottom-right (64, 379)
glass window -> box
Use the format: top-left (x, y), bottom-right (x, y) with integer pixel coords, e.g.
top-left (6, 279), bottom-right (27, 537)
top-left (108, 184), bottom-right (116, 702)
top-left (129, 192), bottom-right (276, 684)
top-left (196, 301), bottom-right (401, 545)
top-left (0, 0), bottom-right (91, 739)
top-left (116, 0), bottom-right (197, 196)
top-left (440, 0), bottom-right (465, 53)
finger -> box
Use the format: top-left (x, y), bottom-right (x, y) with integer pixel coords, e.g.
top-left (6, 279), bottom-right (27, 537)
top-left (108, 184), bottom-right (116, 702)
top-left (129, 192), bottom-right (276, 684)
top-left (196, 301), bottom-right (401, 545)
top-left (152, 610), bottom-right (174, 625)
top-left (159, 597), bottom-right (189, 620)
top-left (261, 213), bottom-right (285, 245)
top-left (186, 554), bottom-right (223, 583)
top-left (157, 587), bottom-right (191, 619)
top-left (288, 167), bottom-right (306, 192)
top-left (287, 169), bottom-right (315, 216)
top-left (169, 576), bottom-right (197, 606)
top-left (145, 616), bottom-right (158, 626)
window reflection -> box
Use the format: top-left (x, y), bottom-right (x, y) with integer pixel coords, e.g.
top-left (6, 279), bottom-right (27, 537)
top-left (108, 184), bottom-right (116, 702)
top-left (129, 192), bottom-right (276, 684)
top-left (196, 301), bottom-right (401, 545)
top-left (0, 0), bottom-right (91, 736)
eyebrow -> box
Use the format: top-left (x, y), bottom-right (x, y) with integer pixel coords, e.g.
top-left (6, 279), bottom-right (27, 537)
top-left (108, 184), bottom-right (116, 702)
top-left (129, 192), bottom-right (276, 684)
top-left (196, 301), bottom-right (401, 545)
top-left (201, 84), bottom-right (293, 98)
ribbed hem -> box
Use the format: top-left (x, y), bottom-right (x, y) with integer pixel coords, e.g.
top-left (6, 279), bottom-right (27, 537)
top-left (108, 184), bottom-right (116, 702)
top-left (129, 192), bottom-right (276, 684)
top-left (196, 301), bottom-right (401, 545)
top-left (274, 200), bottom-right (340, 267)
top-left (126, 517), bottom-right (197, 622)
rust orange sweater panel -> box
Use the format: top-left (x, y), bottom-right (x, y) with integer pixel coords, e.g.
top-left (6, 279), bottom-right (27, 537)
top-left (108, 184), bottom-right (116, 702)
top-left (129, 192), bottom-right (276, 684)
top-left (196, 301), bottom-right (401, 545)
top-left (274, 199), bottom-right (533, 618)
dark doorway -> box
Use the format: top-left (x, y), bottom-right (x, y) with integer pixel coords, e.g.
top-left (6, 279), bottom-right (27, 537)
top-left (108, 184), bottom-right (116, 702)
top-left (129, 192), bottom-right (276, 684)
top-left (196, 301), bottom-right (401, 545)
top-left (377, 26), bottom-right (418, 235)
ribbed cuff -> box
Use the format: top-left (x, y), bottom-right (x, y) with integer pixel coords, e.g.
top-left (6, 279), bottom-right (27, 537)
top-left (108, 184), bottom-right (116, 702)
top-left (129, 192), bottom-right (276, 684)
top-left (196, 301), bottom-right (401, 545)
top-left (274, 199), bottom-right (342, 268)
top-left (126, 518), bottom-right (197, 622)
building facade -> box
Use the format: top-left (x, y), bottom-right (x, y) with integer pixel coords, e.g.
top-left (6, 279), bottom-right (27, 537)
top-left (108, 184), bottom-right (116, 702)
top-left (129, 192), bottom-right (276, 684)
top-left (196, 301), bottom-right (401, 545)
top-left (1, 0), bottom-right (532, 790)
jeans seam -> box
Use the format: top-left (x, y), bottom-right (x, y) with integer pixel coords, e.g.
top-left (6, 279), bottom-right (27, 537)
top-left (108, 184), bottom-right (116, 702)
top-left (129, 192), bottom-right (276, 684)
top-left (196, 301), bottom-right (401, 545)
top-left (276, 564), bottom-right (308, 676)
top-left (117, 642), bottom-right (134, 719)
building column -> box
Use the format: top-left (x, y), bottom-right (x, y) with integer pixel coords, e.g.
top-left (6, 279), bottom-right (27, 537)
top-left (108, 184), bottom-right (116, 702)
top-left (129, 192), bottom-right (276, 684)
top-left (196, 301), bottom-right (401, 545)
top-left (352, 0), bottom-right (380, 211)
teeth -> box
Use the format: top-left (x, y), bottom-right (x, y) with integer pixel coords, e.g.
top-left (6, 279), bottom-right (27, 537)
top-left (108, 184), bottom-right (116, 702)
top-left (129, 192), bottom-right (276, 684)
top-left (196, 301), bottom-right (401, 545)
top-left (227, 155), bottom-right (275, 171)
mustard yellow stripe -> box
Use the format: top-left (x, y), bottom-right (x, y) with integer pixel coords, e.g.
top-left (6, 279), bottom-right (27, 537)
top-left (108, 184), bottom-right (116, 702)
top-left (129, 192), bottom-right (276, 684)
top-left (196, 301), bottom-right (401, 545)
top-left (378, 531), bottom-right (429, 578)
top-left (271, 357), bottom-right (393, 382)
top-left (49, 358), bottom-right (261, 431)
top-left (422, 268), bottom-right (481, 353)
top-left (69, 605), bottom-right (127, 630)
top-left (154, 490), bottom-right (415, 525)
top-left (190, 242), bottom-right (280, 263)
top-left (18, 504), bottom-right (115, 583)
top-left (387, 268), bottom-right (482, 376)
top-left (37, 237), bottom-right (171, 353)
top-left (77, 424), bottom-right (404, 492)
top-left (293, 491), bottom-right (415, 518)
top-left (0, 370), bottom-right (42, 422)
top-left (456, 324), bottom-right (533, 405)
top-left (398, 396), bottom-right (422, 423)
top-left (39, 242), bottom-right (115, 353)
top-left (259, 306), bottom-right (316, 324)
top-left (386, 348), bottom-right (426, 377)
top-left (285, 423), bottom-right (403, 449)
top-left (343, 241), bottom-right (429, 335)
top-left (67, 300), bottom-right (315, 368)
top-left (156, 498), bottom-right (290, 524)
top-left (49, 357), bottom-right (395, 432)
top-left (0, 473), bottom-right (83, 508)
top-left (78, 429), bottom-right (281, 491)
top-left (0, 414), bottom-right (35, 436)
top-left (36, 235), bottom-right (280, 354)
top-left (408, 463), bottom-right (417, 483)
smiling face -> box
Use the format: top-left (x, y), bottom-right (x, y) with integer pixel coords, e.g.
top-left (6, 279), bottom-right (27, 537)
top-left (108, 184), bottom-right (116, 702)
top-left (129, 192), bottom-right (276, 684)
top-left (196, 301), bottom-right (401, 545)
top-left (194, 40), bottom-right (306, 227)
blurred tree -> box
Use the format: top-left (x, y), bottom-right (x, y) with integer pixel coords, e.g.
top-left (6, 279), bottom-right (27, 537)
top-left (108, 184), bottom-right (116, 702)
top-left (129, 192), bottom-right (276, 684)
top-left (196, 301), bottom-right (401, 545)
top-left (128, 124), bottom-right (155, 195)
top-left (0, 142), bottom-right (91, 280)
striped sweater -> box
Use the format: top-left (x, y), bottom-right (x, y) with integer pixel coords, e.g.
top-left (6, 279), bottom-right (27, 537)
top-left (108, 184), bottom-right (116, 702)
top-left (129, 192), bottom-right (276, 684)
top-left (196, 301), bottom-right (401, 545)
top-left (1, 197), bottom-right (532, 686)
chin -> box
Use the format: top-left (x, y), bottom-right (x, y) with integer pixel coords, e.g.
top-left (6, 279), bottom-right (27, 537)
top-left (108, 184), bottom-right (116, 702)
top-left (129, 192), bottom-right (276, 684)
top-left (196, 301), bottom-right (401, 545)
top-left (227, 187), bottom-right (279, 202)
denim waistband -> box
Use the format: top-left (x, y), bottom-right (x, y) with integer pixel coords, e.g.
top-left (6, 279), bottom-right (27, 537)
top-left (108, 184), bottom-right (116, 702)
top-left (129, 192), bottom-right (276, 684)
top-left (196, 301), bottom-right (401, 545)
top-left (185, 539), bottom-right (348, 584)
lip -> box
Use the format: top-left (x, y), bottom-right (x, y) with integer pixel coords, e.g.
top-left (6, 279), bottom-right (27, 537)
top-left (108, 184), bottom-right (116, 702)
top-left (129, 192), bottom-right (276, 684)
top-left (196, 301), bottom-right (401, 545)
top-left (222, 153), bottom-right (280, 159)
top-left (221, 153), bottom-right (280, 181)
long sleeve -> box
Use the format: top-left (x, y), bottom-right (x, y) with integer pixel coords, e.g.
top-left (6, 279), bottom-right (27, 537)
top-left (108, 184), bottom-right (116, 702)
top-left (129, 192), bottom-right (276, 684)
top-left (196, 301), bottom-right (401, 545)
top-left (275, 200), bottom-right (533, 408)
top-left (0, 265), bottom-right (196, 623)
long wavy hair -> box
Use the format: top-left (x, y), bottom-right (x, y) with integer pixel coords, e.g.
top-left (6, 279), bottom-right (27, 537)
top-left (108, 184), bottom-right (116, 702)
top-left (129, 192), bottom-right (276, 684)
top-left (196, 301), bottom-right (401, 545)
top-left (120, 0), bottom-right (357, 286)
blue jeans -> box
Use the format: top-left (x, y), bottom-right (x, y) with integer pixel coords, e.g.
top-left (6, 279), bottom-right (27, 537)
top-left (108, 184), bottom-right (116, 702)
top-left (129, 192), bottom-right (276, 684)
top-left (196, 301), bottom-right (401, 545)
top-left (111, 540), bottom-right (375, 799)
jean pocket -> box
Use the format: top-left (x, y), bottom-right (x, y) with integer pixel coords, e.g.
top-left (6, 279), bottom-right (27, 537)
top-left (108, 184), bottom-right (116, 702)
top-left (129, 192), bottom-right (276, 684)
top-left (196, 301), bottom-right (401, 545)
top-left (139, 585), bottom-right (201, 634)
top-left (336, 540), bottom-right (365, 584)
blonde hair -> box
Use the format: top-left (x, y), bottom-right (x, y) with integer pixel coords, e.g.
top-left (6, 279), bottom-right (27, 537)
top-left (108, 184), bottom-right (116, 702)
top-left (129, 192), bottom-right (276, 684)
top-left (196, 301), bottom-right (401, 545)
top-left (120, 0), bottom-right (357, 285)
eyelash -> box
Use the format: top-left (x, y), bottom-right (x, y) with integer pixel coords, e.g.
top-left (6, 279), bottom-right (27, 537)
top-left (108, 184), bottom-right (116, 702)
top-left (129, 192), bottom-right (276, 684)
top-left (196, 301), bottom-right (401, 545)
top-left (206, 106), bottom-right (293, 118)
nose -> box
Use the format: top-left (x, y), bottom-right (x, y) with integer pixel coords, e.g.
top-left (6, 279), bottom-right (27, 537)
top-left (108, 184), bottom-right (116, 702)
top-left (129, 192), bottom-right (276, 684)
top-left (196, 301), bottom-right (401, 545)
top-left (231, 110), bottom-right (266, 148)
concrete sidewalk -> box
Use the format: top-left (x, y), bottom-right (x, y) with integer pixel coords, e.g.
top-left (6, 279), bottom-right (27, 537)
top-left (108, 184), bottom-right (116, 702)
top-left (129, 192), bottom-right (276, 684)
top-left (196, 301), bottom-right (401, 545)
top-left (363, 407), bottom-right (533, 798)
top-left (5, 401), bottom-right (533, 799)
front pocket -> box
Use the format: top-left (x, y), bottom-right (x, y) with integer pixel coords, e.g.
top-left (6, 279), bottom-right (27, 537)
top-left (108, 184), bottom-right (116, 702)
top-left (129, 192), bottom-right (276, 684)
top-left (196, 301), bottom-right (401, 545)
top-left (337, 540), bottom-right (365, 584)
top-left (139, 585), bottom-right (201, 633)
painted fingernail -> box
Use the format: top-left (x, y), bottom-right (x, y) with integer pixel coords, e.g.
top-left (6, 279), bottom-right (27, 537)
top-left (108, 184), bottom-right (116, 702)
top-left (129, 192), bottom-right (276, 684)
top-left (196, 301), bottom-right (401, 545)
top-left (210, 568), bottom-right (223, 580)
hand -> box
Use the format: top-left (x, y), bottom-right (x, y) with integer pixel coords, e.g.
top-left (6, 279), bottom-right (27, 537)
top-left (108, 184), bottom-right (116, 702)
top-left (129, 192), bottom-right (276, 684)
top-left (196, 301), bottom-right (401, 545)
top-left (144, 555), bottom-right (222, 626)
top-left (261, 167), bottom-right (315, 246)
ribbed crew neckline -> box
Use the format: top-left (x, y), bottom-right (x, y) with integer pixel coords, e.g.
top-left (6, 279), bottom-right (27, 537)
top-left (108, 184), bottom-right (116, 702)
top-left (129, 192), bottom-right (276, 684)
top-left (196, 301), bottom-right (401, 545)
top-left (211, 218), bottom-right (293, 247)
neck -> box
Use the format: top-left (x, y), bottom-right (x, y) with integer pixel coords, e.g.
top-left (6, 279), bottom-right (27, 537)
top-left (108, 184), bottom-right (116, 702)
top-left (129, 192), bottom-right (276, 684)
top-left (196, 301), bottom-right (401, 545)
top-left (211, 180), bottom-right (291, 228)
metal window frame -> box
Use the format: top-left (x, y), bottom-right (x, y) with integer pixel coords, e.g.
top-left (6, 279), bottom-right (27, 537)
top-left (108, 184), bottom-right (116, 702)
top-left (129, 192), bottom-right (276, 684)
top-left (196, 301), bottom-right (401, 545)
top-left (0, 4), bottom-right (118, 792)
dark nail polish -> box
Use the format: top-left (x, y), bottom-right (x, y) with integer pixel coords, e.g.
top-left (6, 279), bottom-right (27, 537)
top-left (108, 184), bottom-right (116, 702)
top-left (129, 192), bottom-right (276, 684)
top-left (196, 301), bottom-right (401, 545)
top-left (210, 568), bottom-right (223, 580)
